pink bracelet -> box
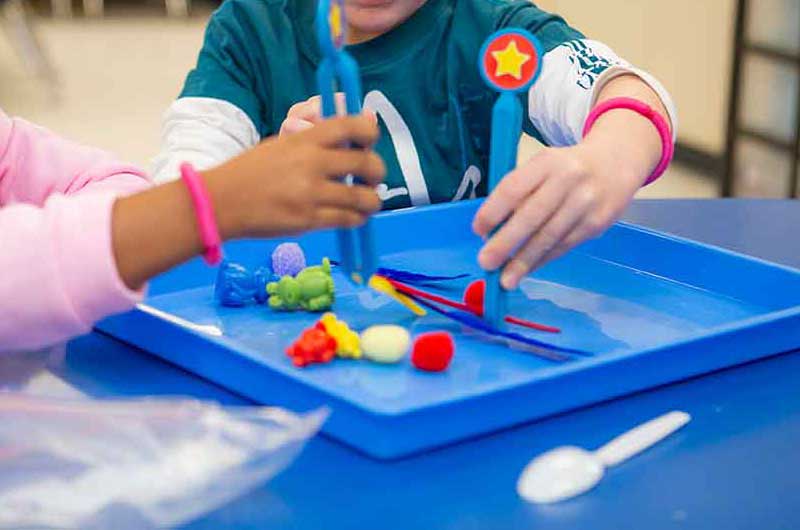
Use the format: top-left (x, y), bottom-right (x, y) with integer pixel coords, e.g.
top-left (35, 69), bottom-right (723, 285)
top-left (582, 96), bottom-right (674, 185)
top-left (179, 162), bottom-right (223, 265)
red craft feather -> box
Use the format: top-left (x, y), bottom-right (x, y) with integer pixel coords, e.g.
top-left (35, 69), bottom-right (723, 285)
top-left (382, 277), bottom-right (560, 334)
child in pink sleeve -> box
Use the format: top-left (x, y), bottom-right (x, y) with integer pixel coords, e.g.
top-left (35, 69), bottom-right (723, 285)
top-left (0, 111), bottom-right (151, 351)
top-left (0, 109), bottom-right (384, 351)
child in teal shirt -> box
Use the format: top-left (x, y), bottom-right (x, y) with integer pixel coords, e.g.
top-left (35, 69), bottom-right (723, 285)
top-left (155, 0), bottom-right (676, 288)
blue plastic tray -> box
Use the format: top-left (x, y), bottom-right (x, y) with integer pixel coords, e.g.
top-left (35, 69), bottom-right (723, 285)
top-left (97, 200), bottom-right (800, 459)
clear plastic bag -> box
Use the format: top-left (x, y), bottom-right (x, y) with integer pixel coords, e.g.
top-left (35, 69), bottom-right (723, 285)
top-left (0, 393), bottom-right (327, 529)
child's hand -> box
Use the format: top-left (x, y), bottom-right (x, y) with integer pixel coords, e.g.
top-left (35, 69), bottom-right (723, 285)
top-left (280, 93), bottom-right (346, 135)
top-left (112, 115), bottom-right (384, 291)
top-left (472, 142), bottom-right (646, 290)
top-left (473, 76), bottom-right (668, 290)
top-left (207, 115), bottom-right (385, 239)
top-left (280, 93), bottom-right (376, 136)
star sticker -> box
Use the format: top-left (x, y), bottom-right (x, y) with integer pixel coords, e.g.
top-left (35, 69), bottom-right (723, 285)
top-left (491, 39), bottom-right (531, 80)
top-left (329, 3), bottom-right (343, 44)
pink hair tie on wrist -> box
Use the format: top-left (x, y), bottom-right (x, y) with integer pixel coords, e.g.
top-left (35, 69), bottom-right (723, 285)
top-left (582, 96), bottom-right (674, 186)
top-left (180, 162), bottom-right (223, 265)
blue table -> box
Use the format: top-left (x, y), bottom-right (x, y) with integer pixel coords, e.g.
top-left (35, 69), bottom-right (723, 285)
top-left (26, 200), bottom-right (800, 528)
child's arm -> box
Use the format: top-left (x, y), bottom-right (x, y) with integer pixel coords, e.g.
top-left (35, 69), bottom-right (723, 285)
top-left (0, 114), bottom-right (150, 203)
top-left (114, 118), bottom-right (384, 289)
top-left (0, 195), bottom-right (140, 352)
top-left (0, 112), bottom-right (151, 351)
top-left (523, 38), bottom-right (676, 148)
top-left (0, 116), bottom-right (382, 351)
top-left (474, 75), bottom-right (669, 289)
top-left (473, 8), bottom-right (676, 289)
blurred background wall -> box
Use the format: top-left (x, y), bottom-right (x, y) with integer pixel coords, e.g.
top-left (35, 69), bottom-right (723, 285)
top-left (1, 0), bottom-right (798, 198)
top-left (539, 0), bottom-right (735, 159)
top-left (540, 0), bottom-right (800, 198)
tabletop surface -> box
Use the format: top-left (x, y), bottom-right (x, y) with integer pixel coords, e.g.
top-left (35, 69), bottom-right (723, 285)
top-left (7, 199), bottom-right (800, 529)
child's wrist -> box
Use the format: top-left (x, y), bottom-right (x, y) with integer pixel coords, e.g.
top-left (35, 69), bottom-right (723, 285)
top-left (575, 137), bottom-right (642, 192)
top-left (582, 109), bottom-right (664, 186)
top-left (583, 95), bottom-right (673, 186)
top-left (200, 168), bottom-right (246, 241)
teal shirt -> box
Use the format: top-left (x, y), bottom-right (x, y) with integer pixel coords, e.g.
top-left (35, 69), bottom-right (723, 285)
top-left (181, 0), bottom-right (584, 209)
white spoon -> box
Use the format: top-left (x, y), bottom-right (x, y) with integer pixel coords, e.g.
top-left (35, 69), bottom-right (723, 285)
top-left (517, 410), bottom-right (691, 504)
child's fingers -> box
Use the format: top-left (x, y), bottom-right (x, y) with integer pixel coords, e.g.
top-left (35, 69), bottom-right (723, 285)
top-left (529, 204), bottom-right (615, 273)
top-left (320, 149), bottom-right (385, 185)
top-left (524, 229), bottom-right (583, 273)
top-left (280, 117), bottom-right (315, 136)
top-left (315, 181), bottom-right (382, 213)
top-left (283, 94), bottom-right (366, 136)
top-left (286, 99), bottom-right (317, 122)
top-left (499, 191), bottom-right (588, 289)
top-left (291, 93), bottom-right (347, 121)
top-left (472, 160), bottom-right (548, 238)
top-left (477, 177), bottom-right (567, 272)
top-left (318, 93), bottom-right (347, 117)
top-left (363, 108), bottom-right (378, 124)
top-left (334, 92), bottom-right (347, 115)
top-left (314, 97), bottom-right (376, 122)
top-left (305, 115), bottom-right (380, 149)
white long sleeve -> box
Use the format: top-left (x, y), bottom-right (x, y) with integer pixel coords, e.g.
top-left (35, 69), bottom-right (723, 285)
top-left (151, 97), bottom-right (260, 183)
top-left (528, 39), bottom-right (678, 146)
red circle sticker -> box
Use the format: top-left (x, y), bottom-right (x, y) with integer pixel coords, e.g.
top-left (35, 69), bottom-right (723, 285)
top-left (481, 30), bottom-right (541, 92)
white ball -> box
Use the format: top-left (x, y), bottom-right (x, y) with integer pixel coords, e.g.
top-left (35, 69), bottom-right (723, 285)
top-left (360, 325), bottom-right (411, 364)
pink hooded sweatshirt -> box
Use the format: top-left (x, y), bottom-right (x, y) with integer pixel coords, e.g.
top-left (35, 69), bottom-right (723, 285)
top-left (0, 110), bottom-right (152, 351)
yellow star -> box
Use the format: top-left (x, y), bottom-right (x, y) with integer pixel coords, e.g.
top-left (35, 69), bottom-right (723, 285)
top-left (329, 3), bottom-right (343, 42)
top-left (491, 39), bottom-right (531, 80)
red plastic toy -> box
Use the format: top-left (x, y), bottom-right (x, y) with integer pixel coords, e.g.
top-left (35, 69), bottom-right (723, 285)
top-left (463, 279), bottom-right (486, 316)
top-left (286, 327), bottom-right (337, 368)
top-left (462, 279), bottom-right (561, 333)
top-left (411, 331), bottom-right (455, 372)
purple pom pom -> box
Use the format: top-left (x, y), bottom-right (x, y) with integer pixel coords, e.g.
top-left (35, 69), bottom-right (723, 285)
top-left (271, 243), bottom-right (306, 277)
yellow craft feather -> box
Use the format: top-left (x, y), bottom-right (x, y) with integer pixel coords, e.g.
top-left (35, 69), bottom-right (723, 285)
top-left (367, 275), bottom-right (427, 317)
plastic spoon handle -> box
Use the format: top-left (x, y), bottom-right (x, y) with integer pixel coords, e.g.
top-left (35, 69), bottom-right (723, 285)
top-left (594, 411), bottom-right (691, 468)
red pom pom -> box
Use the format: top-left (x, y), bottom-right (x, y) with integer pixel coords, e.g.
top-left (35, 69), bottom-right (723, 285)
top-left (286, 327), bottom-right (337, 368)
top-left (463, 279), bottom-right (486, 316)
top-left (411, 331), bottom-right (455, 372)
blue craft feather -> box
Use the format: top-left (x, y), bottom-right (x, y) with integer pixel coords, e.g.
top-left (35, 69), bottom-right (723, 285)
top-left (406, 294), bottom-right (590, 360)
top-left (329, 260), bottom-right (469, 284)
top-left (376, 267), bottom-right (470, 284)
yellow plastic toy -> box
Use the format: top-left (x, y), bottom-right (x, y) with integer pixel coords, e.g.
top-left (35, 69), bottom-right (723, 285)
top-left (318, 313), bottom-right (362, 359)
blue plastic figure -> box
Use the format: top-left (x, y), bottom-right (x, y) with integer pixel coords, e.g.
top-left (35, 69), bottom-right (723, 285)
top-left (252, 266), bottom-right (272, 304)
top-left (215, 261), bottom-right (256, 307)
top-left (215, 261), bottom-right (271, 307)
top-left (315, 0), bottom-right (377, 285)
top-left (478, 29), bottom-right (543, 328)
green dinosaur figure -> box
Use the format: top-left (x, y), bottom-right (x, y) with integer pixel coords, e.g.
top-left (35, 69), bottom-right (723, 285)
top-left (267, 258), bottom-right (335, 312)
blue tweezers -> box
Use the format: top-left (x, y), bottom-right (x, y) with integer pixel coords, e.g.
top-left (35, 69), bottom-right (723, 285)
top-left (315, 0), bottom-right (377, 285)
top-left (479, 29), bottom-right (544, 328)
